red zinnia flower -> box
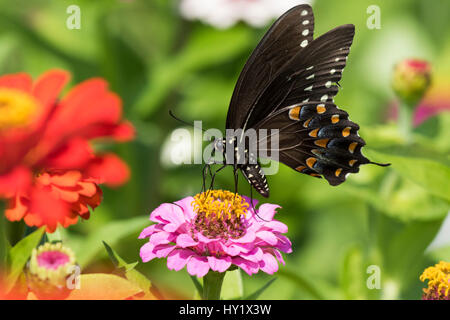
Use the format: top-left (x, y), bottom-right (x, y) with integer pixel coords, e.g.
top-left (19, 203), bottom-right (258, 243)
top-left (0, 70), bottom-right (134, 232)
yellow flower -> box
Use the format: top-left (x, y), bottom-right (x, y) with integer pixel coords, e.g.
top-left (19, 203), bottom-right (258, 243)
top-left (420, 261), bottom-right (450, 300)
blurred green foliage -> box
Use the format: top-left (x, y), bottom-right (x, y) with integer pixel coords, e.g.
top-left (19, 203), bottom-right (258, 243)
top-left (0, 0), bottom-right (449, 299)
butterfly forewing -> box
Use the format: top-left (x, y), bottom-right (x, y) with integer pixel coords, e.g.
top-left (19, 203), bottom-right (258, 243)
top-left (226, 4), bottom-right (315, 130)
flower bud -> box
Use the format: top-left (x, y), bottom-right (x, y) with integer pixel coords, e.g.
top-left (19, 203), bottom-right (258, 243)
top-left (26, 242), bottom-right (77, 300)
top-left (392, 59), bottom-right (431, 105)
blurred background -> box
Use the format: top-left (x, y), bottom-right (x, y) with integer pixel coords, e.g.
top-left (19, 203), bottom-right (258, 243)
top-left (1, 0), bottom-right (449, 299)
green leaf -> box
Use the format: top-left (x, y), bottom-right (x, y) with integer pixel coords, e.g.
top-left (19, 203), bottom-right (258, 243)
top-left (0, 203), bottom-right (8, 267)
top-left (5, 227), bottom-right (45, 292)
top-left (244, 278), bottom-right (277, 300)
top-left (134, 25), bottom-right (251, 118)
top-left (364, 148), bottom-right (450, 202)
top-left (103, 241), bottom-right (154, 299)
top-left (66, 274), bottom-right (142, 300)
top-left (384, 220), bottom-right (442, 286)
top-left (339, 246), bottom-right (368, 300)
top-left (221, 269), bottom-right (243, 300)
top-left (67, 216), bottom-right (149, 268)
top-left (277, 268), bottom-right (324, 300)
top-left (343, 178), bottom-right (449, 221)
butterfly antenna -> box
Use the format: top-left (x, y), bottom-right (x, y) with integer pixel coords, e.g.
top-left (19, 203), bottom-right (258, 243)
top-left (169, 110), bottom-right (206, 132)
top-left (369, 161), bottom-right (391, 167)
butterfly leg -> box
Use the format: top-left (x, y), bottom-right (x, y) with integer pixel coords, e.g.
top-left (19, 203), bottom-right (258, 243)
top-left (208, 164), bottom-right (227, 191)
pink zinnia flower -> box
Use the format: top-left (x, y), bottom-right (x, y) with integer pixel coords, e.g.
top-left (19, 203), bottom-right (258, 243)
top-left (139, 190), bottom-right (292, 277)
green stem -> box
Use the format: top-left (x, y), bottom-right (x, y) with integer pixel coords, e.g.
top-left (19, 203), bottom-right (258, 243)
top-left (203, 271), bottom-right (225, 300)
top-left (0, 202), bottom-right (7, 267)
top-left (398, 101), bottom-right (414, 144)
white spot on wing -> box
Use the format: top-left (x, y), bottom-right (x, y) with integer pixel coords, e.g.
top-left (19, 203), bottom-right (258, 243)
top-left (300, 40), bottom-right (308, 48)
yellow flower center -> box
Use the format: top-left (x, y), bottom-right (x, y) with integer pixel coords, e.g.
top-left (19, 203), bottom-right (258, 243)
top-left (192, 190), bottom-right (249, 239)
top-left (0, 88), bottom-right (38, 131)
top-left (420, 261), bottom-right (450, 298)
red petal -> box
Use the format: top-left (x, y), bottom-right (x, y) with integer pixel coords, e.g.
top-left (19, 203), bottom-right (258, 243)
top-left (41, 138), bottom-right (93, 169)
top-left (5, 194), bottom-right (28, 221)
top-left (0, 73), bottom-right (32, 92)
top-left (0, 166), bottom-right (31, 197)
top-left (85, 154), bottom-right (130, 187)
top-left (48, 170), bottom-right (82, 187)
top-left (32, 69), bottom-right (70, 111)
top-left (112, 121), bottom-right (135, 141)
top-left (28, 187), bottom-right (70, 232)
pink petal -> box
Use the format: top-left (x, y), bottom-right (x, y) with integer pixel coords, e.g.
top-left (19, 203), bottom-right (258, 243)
top-left (196, 232), bottom-right (220, 244)
top-left (138, 224), bottom-right (156, 239)
top-left (154, 244), bottom-right (175, 258)
top-left (232, 257), bottom-right (259, 276)
top-left (149, 231), bottom-right (173, 245)
top-left (240, 247), bottom-right (263, 263)
top-left (259, 253), bottom-right (279, 275)
top-left (150, 203), bottom-right (187, 232)
top-left (167, 249), bottom-right (195, 271)
top-left (257, 203), bottom-right (280, 221)
top-left (233, 230), bottom-right (256, 244)
top-left (174, 197), bottom-right (196, 220)
top-left (275, 235), bottom-right (293, 253)
top-left (263, 220), bottom-right (288, 233)
top-left (176, 234), bottom-right (198, 248)
top-left (273, 249), bottom-right (285, 266)
top-left (207, 256), bottom-right (231, 273)
top-left (187, 256), bottom-right (210, 278)
top-left (140, 242), bottom-right (156, 263)
top-left (256, 230), bottom-right (278, 246)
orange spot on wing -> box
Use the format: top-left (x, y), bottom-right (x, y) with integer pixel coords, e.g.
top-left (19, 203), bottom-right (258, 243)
top-left (335, 168), bottom-right (343, 177)
top-left (295, 165), bottom-right (306, 172)
top-left (288, 106), bottom-right (302, 120)
top-left (331, 114), bottom-right (339, 124)
top-left (306, 157), bottom-right (317, 168)
top-left (349, 159), bottom-right (357, 167)
top-left (314, 139), bottom-right (329, 148)
top-left (303, 118), bottom-right (312, 128)
top-left (342, 127), bottom-right (351, 137)
top-left (348, 142), bottom-right (358, 153)
top-left (309, 128), bottom-right (319, 137)
top-left (316, 104), bottom-right (326, 114)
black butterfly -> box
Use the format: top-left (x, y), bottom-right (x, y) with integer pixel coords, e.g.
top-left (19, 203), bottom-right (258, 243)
top-left (206, 4), bottom-right (388, 198)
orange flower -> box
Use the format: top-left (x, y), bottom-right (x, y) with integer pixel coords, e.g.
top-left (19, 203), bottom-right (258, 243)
top-left (0, 70), bottom-right (134, 232)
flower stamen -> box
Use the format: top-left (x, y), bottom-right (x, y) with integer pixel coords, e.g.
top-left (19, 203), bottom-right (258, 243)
top-left (420, 261), bottom-right (450, 300)
top-left (0, 88), bottom-right (38, 130)
top-left (192, 190), bottom-right (249, 239)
